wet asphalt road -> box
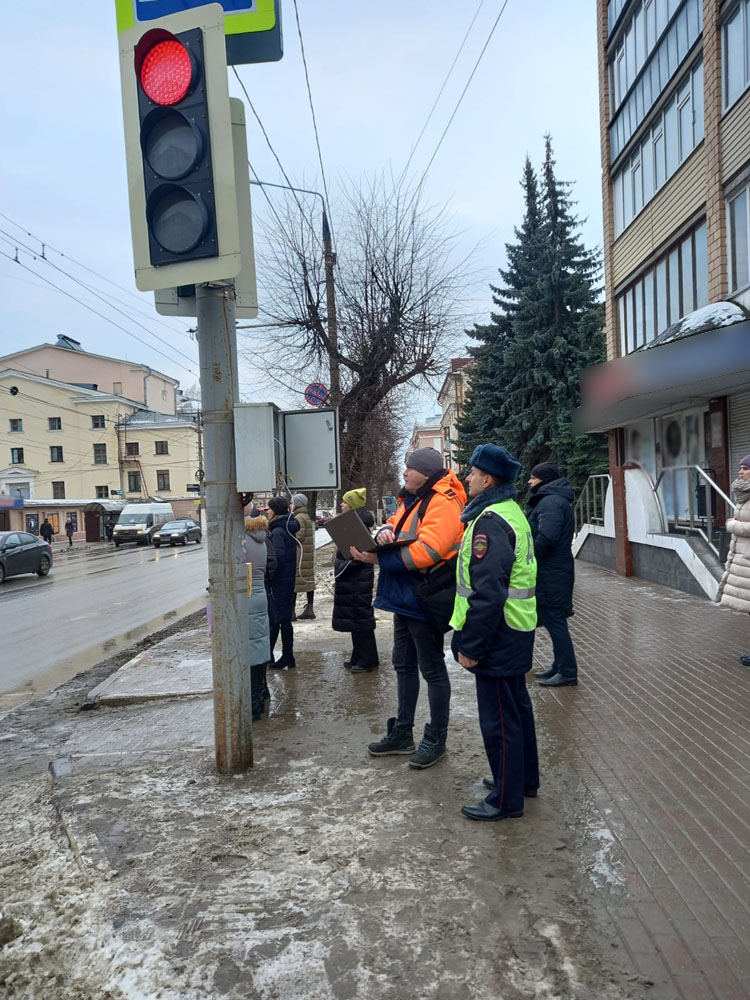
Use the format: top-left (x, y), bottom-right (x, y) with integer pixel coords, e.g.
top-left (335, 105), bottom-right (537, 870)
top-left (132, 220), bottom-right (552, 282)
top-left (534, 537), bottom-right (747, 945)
top-left (0, 541), bottom-right (208, 711)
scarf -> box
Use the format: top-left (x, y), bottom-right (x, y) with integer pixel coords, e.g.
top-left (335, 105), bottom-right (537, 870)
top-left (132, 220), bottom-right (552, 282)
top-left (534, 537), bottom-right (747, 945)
top-left (732, 478), bottom-right (750, 504)
top-left (461, 482), bottom-right (518, 523)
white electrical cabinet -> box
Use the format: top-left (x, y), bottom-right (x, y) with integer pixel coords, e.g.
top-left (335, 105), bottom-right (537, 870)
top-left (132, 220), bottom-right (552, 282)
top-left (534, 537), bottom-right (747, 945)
top-left (234, 404), bottom-right (340, 492)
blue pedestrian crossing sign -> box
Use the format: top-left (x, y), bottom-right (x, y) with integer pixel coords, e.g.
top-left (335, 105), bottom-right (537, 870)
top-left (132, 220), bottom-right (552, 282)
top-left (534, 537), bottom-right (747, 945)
top-left (115, 0), bottom-right (283, 64)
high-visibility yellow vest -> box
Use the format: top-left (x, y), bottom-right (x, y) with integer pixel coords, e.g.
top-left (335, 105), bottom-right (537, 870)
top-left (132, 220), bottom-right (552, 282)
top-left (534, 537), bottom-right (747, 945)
top-left (450, 500), bottom-right (537, 633)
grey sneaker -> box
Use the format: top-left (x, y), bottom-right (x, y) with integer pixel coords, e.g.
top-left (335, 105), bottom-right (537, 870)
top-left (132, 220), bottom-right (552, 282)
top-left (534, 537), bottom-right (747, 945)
top-left (408, 724), bottom-right (447, 769)
top-left (368, 717), bottom-right (415, 756)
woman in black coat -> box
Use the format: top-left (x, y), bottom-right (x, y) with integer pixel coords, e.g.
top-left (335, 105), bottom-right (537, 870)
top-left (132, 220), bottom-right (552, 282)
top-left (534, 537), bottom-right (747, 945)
top-left (526, 462), bottom-right (578, 688)
top-left (267, 495), bottom-right (300, 669)
top-left (332, 488), bottom-right (379, 672)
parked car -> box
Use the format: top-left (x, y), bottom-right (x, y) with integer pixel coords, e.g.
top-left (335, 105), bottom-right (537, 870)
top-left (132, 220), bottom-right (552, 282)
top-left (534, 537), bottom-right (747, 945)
top-left (152, 519), bottom-right (202, 547)
top-left (0, 531), bottom-right (53, 584)
top-left (316, 510), bottom-right (333, 529)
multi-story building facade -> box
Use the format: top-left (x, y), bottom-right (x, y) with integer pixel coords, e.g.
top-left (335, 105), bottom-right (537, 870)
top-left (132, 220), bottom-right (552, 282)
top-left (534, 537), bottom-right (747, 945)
top-left (405, 416), bottom-right (444, 465)
top-left (437, 358), bottom-right (473, 472)
top-left (0, 367), bottom-right (200, 540)
top-left (578, 0), bottom-right (750, 597)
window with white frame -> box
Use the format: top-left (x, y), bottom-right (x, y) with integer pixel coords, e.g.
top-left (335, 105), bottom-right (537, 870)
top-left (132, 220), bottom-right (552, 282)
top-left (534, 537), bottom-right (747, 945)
top-left (616, 220), bottom-right (707, 355)
top-left (609, 0), bottom-right (702, 161)
top-left (724, 0), bottom-right (750, 109)
top-left (728, 184), bottom-right (750, 292)
top-left (613, 60), bottom-right (703, 237)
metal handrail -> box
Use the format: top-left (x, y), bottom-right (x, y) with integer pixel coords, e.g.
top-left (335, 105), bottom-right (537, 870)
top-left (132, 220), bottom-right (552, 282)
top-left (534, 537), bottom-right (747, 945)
top-left (652, 464), bottom-right (735, 557)
top-left (574, 474), bottom-right (611, 536)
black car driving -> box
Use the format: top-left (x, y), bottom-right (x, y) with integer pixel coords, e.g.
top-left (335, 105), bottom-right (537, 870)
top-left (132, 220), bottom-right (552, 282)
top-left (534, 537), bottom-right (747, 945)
top-left (152, 519), bottom-right (202, 547)
top-left (0, 531), bottom-right (53, 584)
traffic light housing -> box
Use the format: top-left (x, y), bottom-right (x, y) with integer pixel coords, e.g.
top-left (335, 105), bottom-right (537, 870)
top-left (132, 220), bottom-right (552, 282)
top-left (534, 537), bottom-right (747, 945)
top-left (118, 4), bottom-right (240, 291)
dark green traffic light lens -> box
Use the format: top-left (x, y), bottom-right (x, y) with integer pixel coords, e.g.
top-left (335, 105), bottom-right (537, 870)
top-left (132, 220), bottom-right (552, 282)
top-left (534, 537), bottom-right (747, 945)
top-left (148, 186), bottom-right (208, 254)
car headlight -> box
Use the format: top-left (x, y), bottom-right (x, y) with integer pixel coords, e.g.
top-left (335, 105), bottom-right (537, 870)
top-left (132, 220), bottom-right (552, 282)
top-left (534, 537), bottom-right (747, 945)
top-left (136, 530), bottom-right (143, 534)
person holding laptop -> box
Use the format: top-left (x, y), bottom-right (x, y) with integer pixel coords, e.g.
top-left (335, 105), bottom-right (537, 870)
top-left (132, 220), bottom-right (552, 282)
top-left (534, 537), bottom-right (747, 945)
top-left (351, 447), bottom-right (466, 769)
top-left (332, 488), bottom-right (379, 673)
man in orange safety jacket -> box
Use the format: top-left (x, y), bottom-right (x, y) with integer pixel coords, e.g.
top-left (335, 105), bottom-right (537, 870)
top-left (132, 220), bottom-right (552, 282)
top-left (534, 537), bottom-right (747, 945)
top-left (351, 447), bottom-right (466, 769)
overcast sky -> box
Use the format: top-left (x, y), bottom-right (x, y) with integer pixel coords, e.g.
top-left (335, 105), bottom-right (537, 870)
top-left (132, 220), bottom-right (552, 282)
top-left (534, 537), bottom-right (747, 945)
top-left (0, 0), bottom-right (603, 423)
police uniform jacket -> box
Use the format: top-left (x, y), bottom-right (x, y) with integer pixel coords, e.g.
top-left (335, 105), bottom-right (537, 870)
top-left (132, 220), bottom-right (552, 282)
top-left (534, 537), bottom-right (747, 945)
top-left (526, 477), bottom-right (576, 609)
top-left (451, 486), bottom-right (535, 677)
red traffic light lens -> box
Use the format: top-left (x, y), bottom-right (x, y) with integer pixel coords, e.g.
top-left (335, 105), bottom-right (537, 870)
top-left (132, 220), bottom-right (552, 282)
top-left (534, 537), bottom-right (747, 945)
top-left (140, 40), bottom-right (192, 106)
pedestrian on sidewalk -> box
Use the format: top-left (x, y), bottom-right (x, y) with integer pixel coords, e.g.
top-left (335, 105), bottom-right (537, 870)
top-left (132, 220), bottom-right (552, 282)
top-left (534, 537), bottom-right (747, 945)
top-left (527, 462), bottom-right (579, 688)
top-left (351, 447), bottom-right (466, 769)
top-left (40, 518), bottom-right (54, 544)
top-left (244, 511), bottom-right (272, 720)
top-left (292, 494), bottom-right (316, 620)
top-left (64, 518), bottom-right (74, 548)
top-left (717, 456), bottom-right (750, 666)
top-left (333, 488), bottom-right (379, 673)
top-left (267, 496), bottom-right (300, 670)
top-left (104, 516), bottom-right (115, 543)
top-left (451, 444), bottom-right (539, 822)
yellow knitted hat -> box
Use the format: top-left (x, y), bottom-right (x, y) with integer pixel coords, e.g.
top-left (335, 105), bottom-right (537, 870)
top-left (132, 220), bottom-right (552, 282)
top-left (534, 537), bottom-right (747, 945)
top-left (342, 487), bottom-right (366, 510)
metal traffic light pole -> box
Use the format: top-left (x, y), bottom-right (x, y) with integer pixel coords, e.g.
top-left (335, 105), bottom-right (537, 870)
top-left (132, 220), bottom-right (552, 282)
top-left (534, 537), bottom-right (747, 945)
top-left (196, 279), bottom-right (254, 773)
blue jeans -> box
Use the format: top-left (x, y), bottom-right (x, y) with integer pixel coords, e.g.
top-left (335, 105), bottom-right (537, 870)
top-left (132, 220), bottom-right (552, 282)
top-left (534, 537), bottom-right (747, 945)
top-left (537, 605), bottom-right (578, 679)
top-left (392, 613), bottom-right (451, 732)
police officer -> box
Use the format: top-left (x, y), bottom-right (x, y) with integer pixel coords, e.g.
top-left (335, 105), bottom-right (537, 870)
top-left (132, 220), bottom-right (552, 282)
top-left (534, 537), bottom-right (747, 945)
top-left (450, 444), bottom-right (540, 821)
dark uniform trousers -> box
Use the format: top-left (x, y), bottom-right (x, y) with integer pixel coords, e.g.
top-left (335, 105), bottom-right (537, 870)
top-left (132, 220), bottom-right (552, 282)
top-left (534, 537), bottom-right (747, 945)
top-left (475, 673), bottom-right (539, 814)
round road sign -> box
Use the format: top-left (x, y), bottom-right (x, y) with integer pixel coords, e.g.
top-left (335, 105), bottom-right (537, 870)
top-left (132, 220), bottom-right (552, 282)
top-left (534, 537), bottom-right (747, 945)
top-left (304, 382), bottom-right (328, 407)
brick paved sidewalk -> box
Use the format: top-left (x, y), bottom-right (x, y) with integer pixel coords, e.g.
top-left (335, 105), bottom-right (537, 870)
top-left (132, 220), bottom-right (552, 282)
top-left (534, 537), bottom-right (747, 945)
top-left (543, 562), bottom-right (750, 1000)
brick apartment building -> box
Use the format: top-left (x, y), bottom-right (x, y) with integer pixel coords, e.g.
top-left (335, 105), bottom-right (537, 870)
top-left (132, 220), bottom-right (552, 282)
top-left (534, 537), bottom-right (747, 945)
top-left (577, 0), bottom-right (750, 597)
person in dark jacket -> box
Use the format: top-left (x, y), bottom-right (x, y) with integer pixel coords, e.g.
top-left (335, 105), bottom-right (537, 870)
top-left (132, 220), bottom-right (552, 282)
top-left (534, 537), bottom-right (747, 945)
top-left (267, 495), bottom-right (300, 669)
top-left (333, 488), bottom-right (379, 673)
top-left (40, 518), bottom-right (54, 543)
top-left (65, 518), bottom-right (75, 547)
top-left (527, 462), bottom-right (578, 688)
top-left (451, 444), bottom-right (539, 822)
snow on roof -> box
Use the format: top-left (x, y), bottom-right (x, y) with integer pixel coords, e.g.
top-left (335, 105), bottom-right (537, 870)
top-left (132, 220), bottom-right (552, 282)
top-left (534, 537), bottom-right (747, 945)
top-left (644, 301), bottom-right (748, 350)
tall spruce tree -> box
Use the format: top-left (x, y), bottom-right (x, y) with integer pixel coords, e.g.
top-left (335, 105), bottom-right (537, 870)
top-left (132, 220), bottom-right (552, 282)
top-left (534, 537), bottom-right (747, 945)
top-left (457, 138), bottom-right (608, 493)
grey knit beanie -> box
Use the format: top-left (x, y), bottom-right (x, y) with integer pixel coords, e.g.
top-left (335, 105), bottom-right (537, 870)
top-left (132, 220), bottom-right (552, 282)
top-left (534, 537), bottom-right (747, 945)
top-left (405, 447), bottom-right (444, 478)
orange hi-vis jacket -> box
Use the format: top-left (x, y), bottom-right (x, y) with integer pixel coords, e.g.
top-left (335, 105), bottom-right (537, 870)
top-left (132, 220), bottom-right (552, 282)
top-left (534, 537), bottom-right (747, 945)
top-left (384, 469), bottom-right (467, 572)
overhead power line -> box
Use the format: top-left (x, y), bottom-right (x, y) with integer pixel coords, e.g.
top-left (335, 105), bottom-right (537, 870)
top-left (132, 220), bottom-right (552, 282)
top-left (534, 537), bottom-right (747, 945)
top-left (415, 0), bottom-right (511, 193)
top-left (397, 0), bottom-right (488, 190)
top-left (292, 0), bottom-right (335, 250)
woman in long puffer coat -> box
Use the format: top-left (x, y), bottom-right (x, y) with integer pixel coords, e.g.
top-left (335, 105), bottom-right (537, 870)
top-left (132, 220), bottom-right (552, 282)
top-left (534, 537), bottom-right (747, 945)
top-left (267, 495), bottom-right (300, 669)
top-left (332, 488), bottom-right (379, 672)
top-left (717, 456), bottom-right (750, 665)
top-left (244, 512), bottom-right (271, 719)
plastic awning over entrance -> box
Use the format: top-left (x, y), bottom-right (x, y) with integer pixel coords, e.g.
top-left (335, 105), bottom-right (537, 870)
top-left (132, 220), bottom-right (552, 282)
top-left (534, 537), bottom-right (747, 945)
top-left (83, 500), bottom-right (127, 515)
top-left (577, 316), bottom-right (750, 433)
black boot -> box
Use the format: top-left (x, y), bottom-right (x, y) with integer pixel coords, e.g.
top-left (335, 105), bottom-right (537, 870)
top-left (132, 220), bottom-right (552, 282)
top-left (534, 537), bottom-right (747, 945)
top-left (262, 662), bottom-right (270, 701)
top-left (275, 620), bottom-right (295, 669)
top-left (367, 718), bottom-right (415, 756)
top-left (408, 723), bottom-right (447, 769)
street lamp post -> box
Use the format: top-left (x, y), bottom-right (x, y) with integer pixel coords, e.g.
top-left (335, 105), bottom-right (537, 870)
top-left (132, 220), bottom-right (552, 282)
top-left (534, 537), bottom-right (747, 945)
top-left (248, 180), bottom-right (340, 407)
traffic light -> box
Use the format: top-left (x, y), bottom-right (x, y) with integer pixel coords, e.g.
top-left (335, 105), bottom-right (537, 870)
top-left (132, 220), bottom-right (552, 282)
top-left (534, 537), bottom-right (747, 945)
top-left (118, 4), bottom-right (241, 292)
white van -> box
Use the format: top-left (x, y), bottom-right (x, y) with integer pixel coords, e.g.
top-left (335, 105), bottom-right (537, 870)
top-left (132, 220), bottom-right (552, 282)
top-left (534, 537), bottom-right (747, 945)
top-left (113, 502), bottom-right (175, 547)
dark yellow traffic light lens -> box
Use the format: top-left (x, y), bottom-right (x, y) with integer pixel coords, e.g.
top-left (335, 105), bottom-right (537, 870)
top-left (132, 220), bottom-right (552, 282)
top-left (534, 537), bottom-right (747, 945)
top-left (142, 110), bottom-right (203, 181)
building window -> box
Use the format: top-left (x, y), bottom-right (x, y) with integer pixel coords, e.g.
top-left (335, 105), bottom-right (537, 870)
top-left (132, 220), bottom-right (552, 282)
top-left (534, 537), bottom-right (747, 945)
top-left (128, 471), bottom-right (141, 493)
top-left (724, 0), bottom-right (750, 109)
top-left (609, 0), bottom-right (702, 161)
top-left (113, 382), bottom-right (122, 395)
top-left (91, 415), bottom-right (106, 429)
top-left (95, 485), bottom-right (109, 499)
top-left (50, 446), bottom-right (64, 463)
top-left (93, 443), bottom-right (107, 465)
top-left (52, 481), bottom-right (65, 499)
top-left (728, 185), bottom-right (750, 292)
top-left (47, 512), bottom-right (60, 533)
top-left (615, 219), bottom-right (707, 354)
top-left (9, 419), bottom-right (22, 432)
top-left (157, 470), bottom-right (171, 491)
top-left (66, 513), bottom-right (78, 532)
top-left (155, 440), bottom-right (169, 455)
top-left (613, 59), bottom-right (703, 237)
top-left (10, 447), bottom-right (24, 464)
top-left (126, 442), bottom-right (140, 457)
top-left (48, 416), bottom-right (62, 431)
